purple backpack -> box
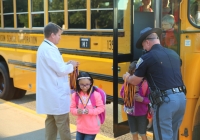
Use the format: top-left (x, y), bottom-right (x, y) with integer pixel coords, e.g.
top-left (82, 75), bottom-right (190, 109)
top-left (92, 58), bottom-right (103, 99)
top-left (75, 86), bottom-right (106, 124)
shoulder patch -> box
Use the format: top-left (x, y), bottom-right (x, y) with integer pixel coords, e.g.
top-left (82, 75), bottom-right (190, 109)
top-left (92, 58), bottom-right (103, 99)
top-left (136, 58), bottom-right (143, 69)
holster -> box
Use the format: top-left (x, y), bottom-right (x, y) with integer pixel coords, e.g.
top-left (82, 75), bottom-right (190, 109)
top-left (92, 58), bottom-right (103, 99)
top-left (149, 89), bottom-right (164, 106)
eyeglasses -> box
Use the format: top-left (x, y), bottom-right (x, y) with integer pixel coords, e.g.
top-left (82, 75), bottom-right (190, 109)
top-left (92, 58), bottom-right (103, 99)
top-left (79, 84), bottom-right (91, 88)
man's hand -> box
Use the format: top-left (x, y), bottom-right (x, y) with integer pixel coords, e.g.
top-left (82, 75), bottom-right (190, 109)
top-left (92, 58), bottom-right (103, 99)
top-left (68, 60), bottom-right (79, 67)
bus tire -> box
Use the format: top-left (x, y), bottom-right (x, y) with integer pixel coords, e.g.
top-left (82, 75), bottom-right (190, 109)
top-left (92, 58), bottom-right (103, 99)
top-left (13, 88), bottom-right (26, 99)
top-left (0, 62), bottom-right (15, 100)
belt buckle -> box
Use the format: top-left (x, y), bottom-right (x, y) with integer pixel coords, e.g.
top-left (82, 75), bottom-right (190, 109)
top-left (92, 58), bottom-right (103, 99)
top-left (178, 87), bottom-right (183, 92)
top-left (172, 88), bottom-right (179, 93)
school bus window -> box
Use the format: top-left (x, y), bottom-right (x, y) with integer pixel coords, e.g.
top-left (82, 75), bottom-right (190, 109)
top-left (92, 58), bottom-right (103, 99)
top-left (134, 0), bottom-right (154, 12)
top-left (68, 0), bottom-right (86, 29)
top-left (32, 14), bottom-right (44, 27)
top-left (31, 0), bottom-right (44, 27)
top-left (16, 0), bottom-right (29, 28)
top-left (91, 0), bottom-right (113, 29)
top-left (189, 0), bottom-right (200, 26)
top-left (162, 0), bottom-right (171, 17)
top-left (31, 0), bottom-right (44, 12)
top-left (3, 0), bottom-right (13, 13)
top-left (48, 0), bottom-right (64, 28)
top-left (49, 13), bottom-right (64, 28)
top-left (3, 0), bottom-right (14, 28)
top-left (17, 14), bottom-right (29, 28)
top-left (68, 0), bottom-right (86, 9)
top-left (48, 0), bottom-right (64, 10)
top-left (117, 10), bottom-right (124, 29)
top-left (4, 15), bottom-right (14, 28)
top-left (16, 0), bottom-right (28, 12)
top-left (170, 0), bottom-right (180, 26)
top-left (91, 0), bottom-right (113, 8)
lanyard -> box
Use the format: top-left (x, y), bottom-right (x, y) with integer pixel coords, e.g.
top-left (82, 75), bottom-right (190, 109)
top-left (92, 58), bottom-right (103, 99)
top-left (44, 40), bottom-right (52, 46)
top-left (77, 87), bottom-right (93, 109)
top-left (44, 40), bottom-right (62, 55)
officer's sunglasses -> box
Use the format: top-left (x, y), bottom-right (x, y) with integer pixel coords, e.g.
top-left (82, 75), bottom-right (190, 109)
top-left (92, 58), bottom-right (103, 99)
top-left (145, 36), bottom-right (159, 40)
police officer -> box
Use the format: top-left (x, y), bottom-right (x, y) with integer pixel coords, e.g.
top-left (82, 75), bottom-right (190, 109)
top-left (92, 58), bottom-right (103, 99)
top-left (123, 27), bottom-right (186, 140)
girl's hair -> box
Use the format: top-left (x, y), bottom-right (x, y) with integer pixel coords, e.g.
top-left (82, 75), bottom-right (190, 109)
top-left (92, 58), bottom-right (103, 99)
top-left (128, 61), bottom-right (137, 75)
top-left (76, 72), bottom-right (94, 94)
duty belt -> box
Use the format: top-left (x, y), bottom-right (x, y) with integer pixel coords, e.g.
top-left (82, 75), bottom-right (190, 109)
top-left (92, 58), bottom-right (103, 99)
top-left (162, 86), bottom-right (186, 94)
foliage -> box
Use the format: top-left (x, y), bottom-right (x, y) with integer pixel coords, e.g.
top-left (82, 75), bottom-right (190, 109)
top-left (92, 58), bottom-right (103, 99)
top-left (49, 0), bottom-right (64, 10)
top-left (32, 0), bottom-right (44, 11)
top-left (18, 14), bottom-right (29, 28)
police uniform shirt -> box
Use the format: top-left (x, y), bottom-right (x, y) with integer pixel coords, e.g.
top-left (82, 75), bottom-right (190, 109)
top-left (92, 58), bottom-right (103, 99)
top-left (134, 44), bottom-right (184, 91)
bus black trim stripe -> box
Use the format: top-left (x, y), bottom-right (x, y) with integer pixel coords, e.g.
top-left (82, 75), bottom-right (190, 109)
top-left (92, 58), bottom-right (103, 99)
top-left (0, 29), bottom-right (124, 37)
top-left (106, 95), bottom-right (124, 104)
top-left (0, 43), bottom-right (113, 59)
top-left (181, 30), bottom-right (200, 33)
top-left (7, 59), bottom-right (124, 83)
top-left (8, 59), bottom-right (36, 68)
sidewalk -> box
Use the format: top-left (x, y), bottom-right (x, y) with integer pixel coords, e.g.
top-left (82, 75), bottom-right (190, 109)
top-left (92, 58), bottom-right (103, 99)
top-left (0, 99), bottom-right (114, 140)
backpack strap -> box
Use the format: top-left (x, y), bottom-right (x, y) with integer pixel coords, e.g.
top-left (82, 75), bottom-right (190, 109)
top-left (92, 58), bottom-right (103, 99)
top-left (141, 80), bottom-right (149, 96)
top-left (90, 92), bottom-right (96, 107)
top-left (90, 86), bottom-right (106, 107)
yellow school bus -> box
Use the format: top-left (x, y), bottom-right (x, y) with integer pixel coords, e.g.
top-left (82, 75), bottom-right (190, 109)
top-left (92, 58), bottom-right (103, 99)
top-left (0, 0), bottom-right (200, 139)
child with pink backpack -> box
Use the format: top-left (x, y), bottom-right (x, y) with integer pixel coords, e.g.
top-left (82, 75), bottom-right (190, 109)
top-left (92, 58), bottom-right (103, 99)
top-left (120, 61), bottom-right (152, 140)
top-left (70, 72), bottom-right (106, 140)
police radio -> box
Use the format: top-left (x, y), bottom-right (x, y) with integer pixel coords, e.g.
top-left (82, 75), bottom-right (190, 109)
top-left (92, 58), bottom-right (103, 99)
top-left (148, 74), bottom-right (164, 106)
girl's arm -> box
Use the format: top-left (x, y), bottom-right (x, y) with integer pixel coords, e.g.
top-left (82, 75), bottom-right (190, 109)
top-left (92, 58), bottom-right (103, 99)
top-left (70, 93), bottom-right (79, 116)
top-left (142, 96), bottom-right (150, 104)
top-left (88, 91), bottom-right (105, 116)
top-left (135, 93), bottom-right (150, 104)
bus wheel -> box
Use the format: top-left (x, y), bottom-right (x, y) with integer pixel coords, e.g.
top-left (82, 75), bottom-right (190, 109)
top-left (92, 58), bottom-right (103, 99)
top-left (13, 88), bottom-right (26, 99)
top-left (0, 62), bottom-right (15, 100)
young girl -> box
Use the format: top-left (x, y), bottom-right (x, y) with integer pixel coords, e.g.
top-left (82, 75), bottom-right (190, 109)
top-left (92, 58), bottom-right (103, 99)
top-left (161, 14), bottom-right (177, 52)
top-left (138, 0), bottom-right (153, 12)
top-left (120, 61), bottom-right (152, 140)
top-left (70, 72), bottom-right (105, 140)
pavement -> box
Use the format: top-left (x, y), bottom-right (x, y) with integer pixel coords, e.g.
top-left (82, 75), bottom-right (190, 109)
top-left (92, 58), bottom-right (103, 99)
top-left (0, 99), bottom-right (114, 140)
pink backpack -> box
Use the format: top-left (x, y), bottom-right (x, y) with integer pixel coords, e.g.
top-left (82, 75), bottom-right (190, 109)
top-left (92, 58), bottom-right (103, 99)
top-left (75, 86), bottom-right (106, 124)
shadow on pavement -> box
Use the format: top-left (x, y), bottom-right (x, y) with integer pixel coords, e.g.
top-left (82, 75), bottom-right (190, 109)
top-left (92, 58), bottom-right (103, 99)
top-left (0, 129), bottom-right (76, 140)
